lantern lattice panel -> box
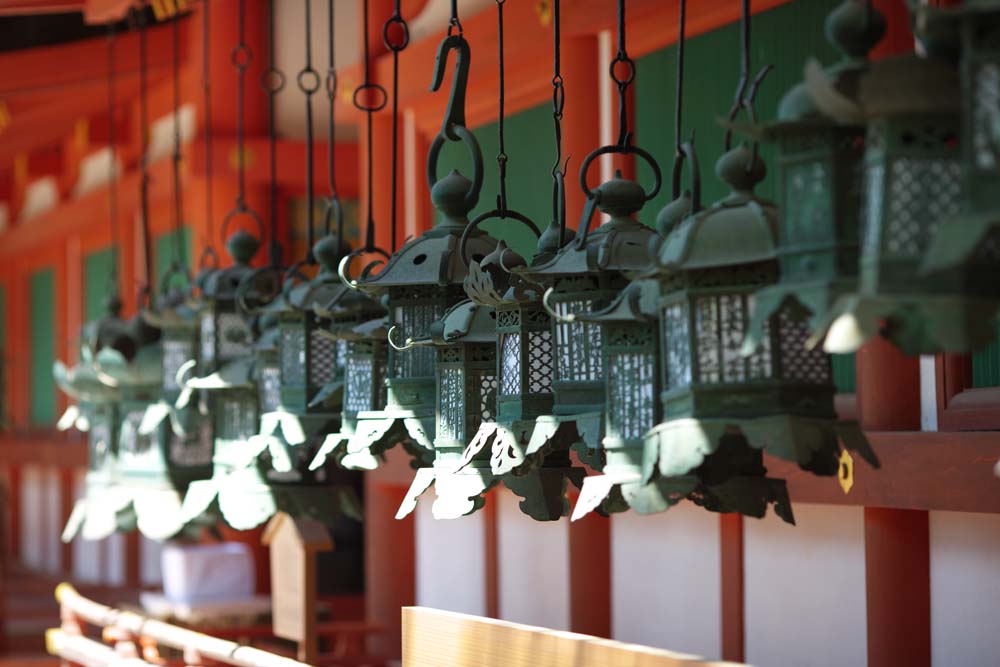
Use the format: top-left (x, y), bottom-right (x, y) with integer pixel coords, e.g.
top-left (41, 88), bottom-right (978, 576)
top-left (216, 313), bottom-right (253, 362)
top-left (661, 302), bottom-right (692, 390)
top-left (784, 161), bottom-right (830, 246)
top-left (437, 366), bottom-right (464, 442)
top-left (163, 339), bottom-right (193, 392)
top-left (394, 304), bottom-right (445, 377)
top-left (477, 372), bottom-right (498, 423)
top-left (169, 419), bottom-right (214, 466)
top-left (281, 328), bottom-right (307, 386)
top-left (973, 63), bottom-right (1000, 170)
top-left (308, 329), bottom-right (338, 386)
top-left (527, 331), bottom-right (553, 394)
top-left (345, 355), bottom-right (374, 414)
top-left (218, 396), bottom-right (257, 441)
top-left (199, 314), bottom-right (215, 365)
top-left (608, 350), bottom-right (656, 441)
top-left (882, 158), bottom-right (962, 258)
top-left (777, 311), bottom-right (831, 384)
top-left (693, 295), bottom-right (774, 385)
top-left (259, 365), bottom-right (282, 412)
top-left (553, 299), bottom-right (603, 382)
top-left (499, 334), bottom-right (521, 396)
top-left (121, 410), bottom-right (154, 456)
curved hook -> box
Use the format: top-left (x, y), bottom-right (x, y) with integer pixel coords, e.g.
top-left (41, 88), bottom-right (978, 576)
top-left (175, 358), bottom-right (197, 392)
top-left (541, 287), bottom-right (576, 324)
top-left (386, 325), bottom-right (416, 351)
top-left (431, 34), bottom-right (471, 141)
top-left (458, 209), bottom-right (541, 269)
top-left (671, 140), bottom-right (702, 214)
top-left (338, 252), bottom-right (385, 292)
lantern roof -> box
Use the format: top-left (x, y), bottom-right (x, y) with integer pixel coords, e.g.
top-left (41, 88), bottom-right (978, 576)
top-left (520, 172), bottom-right (656, 280)
top-left (411, 299), bottom-right (496, 346)
top-left (202, 230), bottom-right (261, 301)
top-left (571, 279), bottom-right (659, 325)
top-left (657, 145), bottom-right (778, 272)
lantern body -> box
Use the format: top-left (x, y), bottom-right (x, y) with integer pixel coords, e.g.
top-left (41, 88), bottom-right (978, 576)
top-left (496, 302), bottom-right (554, 423)
top-left (386, 287), bottom-right (453, 413)
top-left (199, 302), bottom-right (253, 373)
top-left (435, 341), bottom-right (497, 455)
top-left (278, 307), bottom-right (341, 414)
top-left (604, 318), bottom-right (659, 474)
top-left (343, 336), bottom-right (387, 423)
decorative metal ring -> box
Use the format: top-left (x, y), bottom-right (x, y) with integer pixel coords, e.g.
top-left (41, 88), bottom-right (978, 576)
top-left (426, 125), bottom-right (484, 211)
top-left (458, 209), bottom-right (540, 269)
top-left (297, 67), bottom-right (322, 94)
top-left (235, 265), bottom-right (285, 315)
top-left (230, 44), bottom-right (252, 70)
top-left (221, 206), bottom-right (265, 245)
top-left (382, 15), bottom-right (410, 52)
top-left (261, 68), bottom-right (286, 94)
top-left (671, 141), bottom-right (702, 213)
top-left (609, 55), bottom-right (636, 88)
top-left (324, 70), bottom-right (337, 99)
top-left (352, 83), bottom-right (388, 113)
top-left (578, 143), bottom-right (662, 202)
top-left (198, 246), bottom-right (219, 271)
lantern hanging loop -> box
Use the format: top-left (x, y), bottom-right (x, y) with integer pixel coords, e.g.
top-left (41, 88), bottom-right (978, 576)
top-left (221, 0), bottom-right (264, 248)
top-left (198, 1), bottom-right (219, 272)
top-left (352, 0), bottom-right (389, 252)
top-left (550, 0), bottom-right (568, 245)
top-left (324, 0), bottom-right (343, 243)
top-left (383, 0), bottom-right (410, 252)
top-left (447, 0), bottom-right (462, 36)
top-left (105, 24), bottom-right (120, 296)
top-left (160, 13), bottom-right (192, 299)
top-left (494, 0), bottom-right (509, 216)
top-left (236, 0), bottom-right (288, 315)
top-left (298, 0), bottom-right (322, 265)
top-left (426, 35), bottom-right (483, 210)
top-left (458, 210), bottom-right (541, 268)
top-left (721, 0), bottom-right (772, 172)
top-left (668, 0), bottom-right (701, 213)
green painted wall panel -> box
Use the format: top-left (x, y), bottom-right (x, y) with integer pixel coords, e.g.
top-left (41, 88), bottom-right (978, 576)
top-left (635, 0), bottom-right (843, 213)
top-left (84, 246), bottom-right (116, 322)
top-left (973, 336), bottom-right (1000, 388)
top-left (831, 353), bottom-right (857, 394)
top-left (30, 268), bottom-right (56, 426)
top-left (434, 103), bottom-right (555, 259)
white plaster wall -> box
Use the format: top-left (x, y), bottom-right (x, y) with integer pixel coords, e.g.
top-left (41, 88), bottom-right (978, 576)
top-left (104, 533), bottom-right (125, 586)
top-left (611, 503), bottom-right (721, 658)
top-left (43, 467), bottom-right (61, 574)
top-left (496, 490), bottom-right (570, 630)
top-left (415, 500), bottom-right (486, 616)
top-left (141, 536), bottom-right (164, 586)
top-left (745, 503), bottom-right (867, 667)
top-left (71, 471), bottom-right (102, 583)
top-left (930, 511), bottom-right (1000, 667)
top-left (20, 464), bottom-right (44, 570)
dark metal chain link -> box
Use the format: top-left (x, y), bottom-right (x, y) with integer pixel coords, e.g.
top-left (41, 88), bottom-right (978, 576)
top-left (383, 0), bottom-right (409, 252)
top-left (137, 4), bottom-right (152, 304)
top-left (264, 0), bottom-right (285, 266)
top-left (448, 0), bottom-right (462, 35)
top-left (353, 0), bottom-right (388, 253)
top-left (610, 0), bottom-right (635, 148)
top-left (106, 24), bottom-right (119, 292)
top-left (550, 0), bottom-right (566, 242)
top-left (232, 0), bottom-right (250, 213)
top-left (495, 0), bottom-right (508, 214)
top-left (171, 15), bottom-right (186, 270)
top-left (200, 0), bottom-right (217, 268)
top-left (298, 0), bottom-right (320, 262)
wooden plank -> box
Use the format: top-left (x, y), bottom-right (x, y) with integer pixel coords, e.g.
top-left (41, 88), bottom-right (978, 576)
top-left (401, 607), bottom-right (743, 667)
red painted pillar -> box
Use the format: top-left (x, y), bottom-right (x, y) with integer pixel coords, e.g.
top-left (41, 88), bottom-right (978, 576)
top-left (719, 513), bottom-right (745, 662)
top-left (59, 467), bottom-right (75, 576)
top-left (568, 511), bottom-right (611, 638)
top-left (364, 481), bottom-right (414, 659)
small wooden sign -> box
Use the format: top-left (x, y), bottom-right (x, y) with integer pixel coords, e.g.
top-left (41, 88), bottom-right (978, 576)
top-left (262, 512), bottom-right (333, 663)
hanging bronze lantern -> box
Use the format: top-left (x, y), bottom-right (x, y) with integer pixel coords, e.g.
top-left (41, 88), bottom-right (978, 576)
top-left (743, 0), bottom-right (886, 346)
top-left (335, 31), bottom-right (496, 470)
top-left (805, 52), bottom-right (980, 353)
top-left (394, 300), bottom-right (501, 519)
top-left (916, 3), bottom-right (1000, 336)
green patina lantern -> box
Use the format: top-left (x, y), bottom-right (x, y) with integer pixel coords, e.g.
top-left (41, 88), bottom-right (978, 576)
top-left (196, 231), bottom-right (258, 372)
top-left (916, 2), bottom-right (1000, 339)
top-left (640, 143), bottom-right (878, 500)
top-left (334, 32), bottom-right (496, 471)
top-left (806, 52), bottom-right (980, 354)
top-left (744, 0), bottom-right (885, 344)
top-left (395, 300), bottom-right (500, 520)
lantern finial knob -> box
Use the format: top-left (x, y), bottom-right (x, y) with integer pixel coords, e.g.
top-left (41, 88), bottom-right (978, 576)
top-left (432, 169), bottom-right (475, 221)
top-left (226, 229), bottom-right (260, 266)
top-left (104, 293), bottom-right (123, 317)
top-left (314, 234), bottom-right (352, 273)
top-left (594, 170), bottom-right (645, 219)
top-left (715, 144), bottom-right (765, 194)
top-left (826, 0), bottom-right (885, 61)
top-left (656, 193), bottom-right (693, 236)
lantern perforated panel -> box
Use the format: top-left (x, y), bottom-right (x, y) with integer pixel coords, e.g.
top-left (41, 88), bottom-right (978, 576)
top-left (345, 341), bottom-right (381, 414)
top-left (974, 63), bottom-right (1000, 170)
top-left (662, 302), bottom-right (692, 390)
top-left (259, 365), bottom-right (281, 412)
top-left (219, 396), bottom-right (256, 441)
top-left (281, 327), bottom-right (306, 386)
top-left (437, 366), bottom-right (464, 442)
top-left (777, 311), bottom-right (831, 384)
top-left (882, 158), bottom-right (962, 258)
top-left (199, 313), bottom-right (215, 366)
top-left (608, 351), bottom-right (656, 440)
top-left (217, 313), bottom-right (253, 363)
top-left (499, 333), bottom-right (521, 396)
top-left (163, 339), bottom-right (193, 392)
top-left (477, 372), bottom-right (498, 423)
top-left (394, 304), bottom-right (444, 377)
top-left (553, 299), bottom-right (603, 382)
top-left (89, 421), bottom-right (112, 469)
top-left (527, 331), bottom-right (553, 394)
top-left (784, 161), bottom-right (831, 246)
top-left (169, 419), bottom-right (214, 466)
top-left (121, 410), bottom-right (153, 456)
top-left (308, 329), bottom-right (337, 386)
top-left (694, 295), bottom-right (773, 385)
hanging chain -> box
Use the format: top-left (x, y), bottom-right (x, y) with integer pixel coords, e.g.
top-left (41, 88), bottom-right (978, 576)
top-left (199, 0), bottom-right (217, 269)
top-left (611, 0), bottom-right (636, 148)
top-left (263, 0), bottom-right (285, 266)
top-left (723, 0), bottom-right (771, 167)
top-left (383, 0), bottom-right (409, 252)
top-left (106, 24), bottom-right (119, 294)
top-left (495, 0), bottom-right (508, 215)
top-left (298, 0), bottom-right (321, 262)
top-left (550, 0), bottom-right (566, 242)
top-left (674, 0), bottom-right (686, 157)
top-left (137, 4), bottom-right (153, 305)
top-left (325, 0), bottom-right (340, 239)
top-left (171, 15), bottom-right (185, 272)
top-left (448, 0), bottom-right (463, 35)
top-left (353, 0), bottom-right (388, 253)
top-left (232, 0), bottom-right (250, 214)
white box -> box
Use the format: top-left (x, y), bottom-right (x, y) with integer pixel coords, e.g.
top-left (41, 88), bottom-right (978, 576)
top-left (161, 542), bottom-right (255, 603)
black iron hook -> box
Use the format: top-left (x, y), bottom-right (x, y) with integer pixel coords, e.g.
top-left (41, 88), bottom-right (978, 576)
top-left (431, 34), bottom-right (471, 141)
